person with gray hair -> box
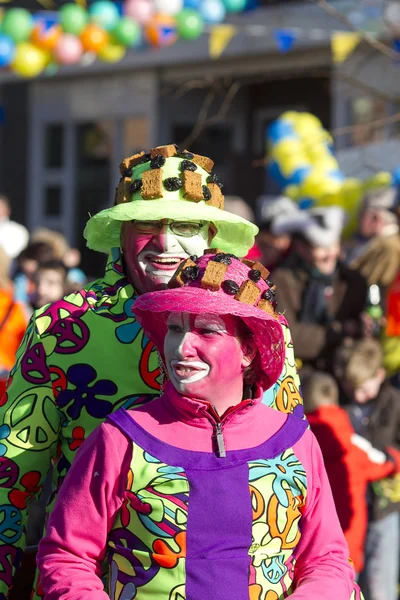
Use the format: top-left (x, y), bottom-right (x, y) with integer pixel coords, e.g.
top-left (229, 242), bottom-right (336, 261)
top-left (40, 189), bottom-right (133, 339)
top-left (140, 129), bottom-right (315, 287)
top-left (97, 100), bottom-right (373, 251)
top-left (255, 195), bottom-right (300, 270)
top-left (271, 206), bottom-right (368, 372)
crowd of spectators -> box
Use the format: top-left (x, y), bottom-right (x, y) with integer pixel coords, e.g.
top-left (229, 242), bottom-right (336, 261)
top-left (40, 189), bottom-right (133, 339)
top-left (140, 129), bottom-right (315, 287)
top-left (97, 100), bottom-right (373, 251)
top-left (250, 185), bottom-right (400, 600)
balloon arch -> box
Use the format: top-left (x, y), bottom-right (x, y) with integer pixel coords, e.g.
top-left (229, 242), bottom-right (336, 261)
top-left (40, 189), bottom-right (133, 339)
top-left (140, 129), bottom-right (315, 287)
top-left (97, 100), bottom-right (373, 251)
top-left (0, 0), bottom-right (248, 78)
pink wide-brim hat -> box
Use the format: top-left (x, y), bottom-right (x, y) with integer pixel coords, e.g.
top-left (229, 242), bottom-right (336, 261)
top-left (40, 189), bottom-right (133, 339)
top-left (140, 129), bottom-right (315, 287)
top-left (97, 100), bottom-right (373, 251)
top-left (133, 253), bottom-right (285, 391)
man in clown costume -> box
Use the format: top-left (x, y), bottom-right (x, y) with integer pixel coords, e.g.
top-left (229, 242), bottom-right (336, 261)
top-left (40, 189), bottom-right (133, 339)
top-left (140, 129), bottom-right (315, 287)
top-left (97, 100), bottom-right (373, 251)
top-left (0, 145), bottom-right (302, 599)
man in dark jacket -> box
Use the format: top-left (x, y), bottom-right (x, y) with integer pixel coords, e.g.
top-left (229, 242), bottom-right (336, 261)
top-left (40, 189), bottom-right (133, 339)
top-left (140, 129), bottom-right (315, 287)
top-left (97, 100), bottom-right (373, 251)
top-left (271, 206), bottom-right (368, 372)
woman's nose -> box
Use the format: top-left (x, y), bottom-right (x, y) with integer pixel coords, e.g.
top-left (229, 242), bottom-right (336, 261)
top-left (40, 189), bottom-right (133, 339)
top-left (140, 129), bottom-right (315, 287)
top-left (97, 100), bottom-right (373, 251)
top-left (176, 331), bottom-right (198, 358)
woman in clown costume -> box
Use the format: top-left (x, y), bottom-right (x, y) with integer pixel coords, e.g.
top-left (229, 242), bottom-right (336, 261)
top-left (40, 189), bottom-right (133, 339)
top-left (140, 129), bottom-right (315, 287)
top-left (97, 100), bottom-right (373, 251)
top-left (37, 250), bottom-right (362, 600)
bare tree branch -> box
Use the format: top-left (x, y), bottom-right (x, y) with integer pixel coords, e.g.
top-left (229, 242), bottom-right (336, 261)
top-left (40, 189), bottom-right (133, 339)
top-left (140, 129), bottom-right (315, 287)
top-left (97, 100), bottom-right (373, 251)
top-left (179, 81), bottom-right (241, 149)
top-left (309, 0), bottom-right (400, 60)
top-left (332, 110), bottom-right (400, 136)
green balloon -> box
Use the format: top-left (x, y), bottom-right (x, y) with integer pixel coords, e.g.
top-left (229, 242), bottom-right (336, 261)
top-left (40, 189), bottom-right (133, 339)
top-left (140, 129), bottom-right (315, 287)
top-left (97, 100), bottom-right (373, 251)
top-left (223, 0), bottom-right (246, 11)
top-left (111, 17), bottom-right (141, 47)
top-left (176, 9), bottom-right (204, 40)
top-left (60, 4), bottom-right (88, 36)
top-left (2, 9), bottom-right (32, 43)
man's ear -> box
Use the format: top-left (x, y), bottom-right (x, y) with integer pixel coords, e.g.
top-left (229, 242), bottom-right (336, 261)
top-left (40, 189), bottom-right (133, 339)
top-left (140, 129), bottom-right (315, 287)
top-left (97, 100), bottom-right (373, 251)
top-left (241, 340), bottom-right (257, 369)
top-left (208, 224), bottom-right (218, 245)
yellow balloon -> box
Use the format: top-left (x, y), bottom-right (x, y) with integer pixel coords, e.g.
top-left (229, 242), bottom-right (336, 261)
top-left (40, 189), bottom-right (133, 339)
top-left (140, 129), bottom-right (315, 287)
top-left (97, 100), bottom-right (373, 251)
top-left (11, 42), bottom-right (49, 78)
top-left (299, 170), bottom-right (342, 201)
top-left (284, 184), bottom-right (301, 200)
top-left (98, 42), bottom-right (126, 63)
top-left (363, 171), bottom-right (392, 192)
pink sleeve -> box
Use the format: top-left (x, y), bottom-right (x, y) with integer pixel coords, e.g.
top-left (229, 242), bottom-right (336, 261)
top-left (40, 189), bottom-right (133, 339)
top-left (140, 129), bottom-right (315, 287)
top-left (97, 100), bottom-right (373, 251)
top-left (37, 422), bottom-right (131, 600)
top-left (291, 430), bottom-right (355, 599)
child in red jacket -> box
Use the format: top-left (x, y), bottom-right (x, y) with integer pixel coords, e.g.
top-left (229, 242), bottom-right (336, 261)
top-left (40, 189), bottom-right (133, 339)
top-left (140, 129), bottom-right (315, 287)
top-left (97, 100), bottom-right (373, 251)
top-left (303, 372), bottom-right (400, 575)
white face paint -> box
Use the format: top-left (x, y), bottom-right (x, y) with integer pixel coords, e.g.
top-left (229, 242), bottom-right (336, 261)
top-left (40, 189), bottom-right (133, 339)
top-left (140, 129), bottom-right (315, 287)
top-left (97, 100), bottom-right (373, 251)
top-left (165, 314), bottom-right (210, 388)
top-left (164, 312), bottom-right (248, 408)
top-left (137, 226), bottom-right (210, 287)
top-left (123, 221), bottom-right (212, 293)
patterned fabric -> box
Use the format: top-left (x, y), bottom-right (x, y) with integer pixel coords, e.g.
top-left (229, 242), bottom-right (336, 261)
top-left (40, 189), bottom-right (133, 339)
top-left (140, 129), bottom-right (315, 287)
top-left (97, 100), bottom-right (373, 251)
top-left (107, 409), bottom-right (309, 600)
top-left (0, 248), bottom-right (303, 598)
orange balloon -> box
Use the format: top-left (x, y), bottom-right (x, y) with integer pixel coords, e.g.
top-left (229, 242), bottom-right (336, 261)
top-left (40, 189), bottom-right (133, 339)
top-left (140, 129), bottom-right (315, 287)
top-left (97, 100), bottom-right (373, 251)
top-left (31, 22), bottom-right (62, 51)
top-left (80, 23), bottom-right (108, 53)
top-left (145, 13), bottom-right (177, 48)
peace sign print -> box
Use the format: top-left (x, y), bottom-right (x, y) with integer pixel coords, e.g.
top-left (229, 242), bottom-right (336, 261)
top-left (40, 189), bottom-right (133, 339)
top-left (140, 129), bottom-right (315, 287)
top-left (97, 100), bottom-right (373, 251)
top-left (0, 457), bottom-right (19, 489)
top-left (4, 387), bottom-right (60, 451)
top-left (21, 343), bottom-right (51, 385)
top-left (51, 319), bottom-right (90, 355)
top-left (0, 505), bottom-right (22, 545)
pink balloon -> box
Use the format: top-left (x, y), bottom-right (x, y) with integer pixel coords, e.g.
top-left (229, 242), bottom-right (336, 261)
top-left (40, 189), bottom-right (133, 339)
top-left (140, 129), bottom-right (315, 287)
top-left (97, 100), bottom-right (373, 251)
top-left (124, 0), bottom-right (154, 24)
top-left (54, 34), bottom-right (83, 65)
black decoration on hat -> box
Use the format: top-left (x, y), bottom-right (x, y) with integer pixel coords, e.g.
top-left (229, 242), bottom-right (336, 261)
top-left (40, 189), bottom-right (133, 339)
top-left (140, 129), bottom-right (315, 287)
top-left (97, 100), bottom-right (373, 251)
top-left (178, 151), bottom-right (194, 160)
top-left (124, 167), bottom-right (133, 178)
top-left (207, 173), bottom-right (224, 189)
top-left (129, 179), bottom-right (143, 194)
top-left (262, 289), bottom-right (274, 302)
top-left (222, 280), bottom-right (240, 295)
top-left (203, 185), bottom-right (212, 201)
top-left (164, 177), bottom-right (183, 192)
top-left (150, 155), bottom-right (166, 169)
top-left (249, 269), bottom-right (261, 283)
top-left (183, 266), bottom-right (200, 281)
top-left (213, 253), bottom-right (232, 265)
top-left (180, 160), bottom-right (197, 172)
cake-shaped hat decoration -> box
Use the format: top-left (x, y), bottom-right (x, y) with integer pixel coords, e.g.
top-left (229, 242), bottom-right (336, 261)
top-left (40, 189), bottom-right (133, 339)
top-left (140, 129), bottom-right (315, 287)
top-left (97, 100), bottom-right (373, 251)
top-left (84, 144), bottom-right (258, 258)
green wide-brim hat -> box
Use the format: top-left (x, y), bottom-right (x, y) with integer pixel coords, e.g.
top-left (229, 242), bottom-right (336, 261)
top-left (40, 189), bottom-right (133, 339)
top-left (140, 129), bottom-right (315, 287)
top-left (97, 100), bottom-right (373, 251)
top-left (84, 145), bottom-right (258, 258)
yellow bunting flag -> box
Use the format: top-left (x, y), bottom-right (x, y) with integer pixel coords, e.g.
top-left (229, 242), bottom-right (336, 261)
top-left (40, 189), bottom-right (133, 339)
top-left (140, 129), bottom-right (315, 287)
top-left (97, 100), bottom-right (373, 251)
top-left (331, 31), bottom-right (361, 63)
top-left (209, 24), bottom-right (237, 60)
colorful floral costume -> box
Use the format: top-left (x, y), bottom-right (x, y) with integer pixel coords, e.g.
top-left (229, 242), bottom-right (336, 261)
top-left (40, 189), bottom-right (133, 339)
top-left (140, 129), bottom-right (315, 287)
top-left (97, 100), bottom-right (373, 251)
top-left (0, 250), bottom-right (302, 598)
top-left (37, 383), bottom-right (362, 599)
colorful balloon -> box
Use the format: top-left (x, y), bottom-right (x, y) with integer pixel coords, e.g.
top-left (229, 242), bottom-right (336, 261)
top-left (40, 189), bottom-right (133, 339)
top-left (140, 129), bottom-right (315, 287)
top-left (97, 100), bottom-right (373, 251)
top-left (184, 0), bottom-right (201, 8)
top-left (11, 42), bottom-right (49, 77)
top-left (98, 41), bottom-right (126, 62)
top-left (111, 16), bottom-right (141, 46)
top-left (0, 34), bottom-right (15, 67)
top-left (60, 4), bottom-right (88, 36)
top-left (145, 13), bottom-right (177, 47)
top-left (222, 0), bottom-right (246, 11)
top-left (80, 23), bottom-right (108, 53)
top-left (54, 33), bottom-right (83, 65)
top-left (154, 0), bottom-right (184, 16)
top-left (2, 9), bottom-right (33, 43)
top-left (176, 9), bottom-right (204, 40)
top-left (31, 19), bottom-right (62, 52)
top-left (89, 1), bottom-right (120, 31)
top-left (200, 0), bottom-right (226, 24)
top-left (124, 0), bottom-right (154, 25)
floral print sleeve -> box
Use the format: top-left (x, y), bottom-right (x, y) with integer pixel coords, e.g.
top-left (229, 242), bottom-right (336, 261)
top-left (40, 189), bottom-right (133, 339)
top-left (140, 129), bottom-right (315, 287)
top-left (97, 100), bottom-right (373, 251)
top-left (0, 314), bottom-right (60, 596)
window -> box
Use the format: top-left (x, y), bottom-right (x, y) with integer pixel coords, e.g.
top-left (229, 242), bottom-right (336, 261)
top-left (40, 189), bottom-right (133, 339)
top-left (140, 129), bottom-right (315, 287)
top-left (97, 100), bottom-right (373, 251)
top-left (44, 185), bottom-right (62, 217)
top-left (44, 124), bottom-right (64, 168)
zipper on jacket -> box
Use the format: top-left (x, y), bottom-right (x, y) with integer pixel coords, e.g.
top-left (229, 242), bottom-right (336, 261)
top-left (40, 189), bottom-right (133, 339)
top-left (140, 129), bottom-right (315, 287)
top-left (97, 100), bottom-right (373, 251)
top-left (214, 421), bottom-right (226, 458)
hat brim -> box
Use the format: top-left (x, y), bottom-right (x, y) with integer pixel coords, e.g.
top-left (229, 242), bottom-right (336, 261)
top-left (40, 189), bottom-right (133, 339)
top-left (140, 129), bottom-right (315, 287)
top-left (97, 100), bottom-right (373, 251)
top-left (84, 200), bottom-right (258, 258)
top-left (133, 287), bottom-right (285, 391)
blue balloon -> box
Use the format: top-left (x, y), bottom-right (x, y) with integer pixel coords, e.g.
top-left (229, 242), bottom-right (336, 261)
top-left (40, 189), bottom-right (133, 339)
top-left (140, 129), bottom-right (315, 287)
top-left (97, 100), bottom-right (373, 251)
top-left (89, 0), bottom-right (120, 31)
top-left (200, 0), bottom-right (226, 23)
top-left (393, 167), bottom-right (400, 187)
top-left (267, 121), bottom-right (297, 144)
top-left (184, 0), bottom-right (201, 8)
top-left (0, 34), bottom-right (15, 67)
